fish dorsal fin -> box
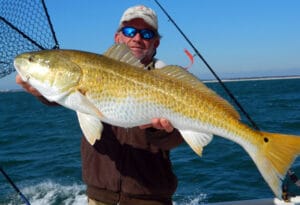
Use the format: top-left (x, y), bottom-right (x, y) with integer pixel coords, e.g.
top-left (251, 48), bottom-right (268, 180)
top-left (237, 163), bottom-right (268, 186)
top-left (152, 65), bottom-right (240, 119)
top-left (104, 43), bottom-right (144, 68)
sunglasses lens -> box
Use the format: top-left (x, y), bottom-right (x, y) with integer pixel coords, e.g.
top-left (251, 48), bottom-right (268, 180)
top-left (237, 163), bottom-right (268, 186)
top-left (140, 29), bottom-right (155, 39)
top-left (121, 27), bottom-right (156, 40)
top-left (122, 27), bottom-right (137, 37)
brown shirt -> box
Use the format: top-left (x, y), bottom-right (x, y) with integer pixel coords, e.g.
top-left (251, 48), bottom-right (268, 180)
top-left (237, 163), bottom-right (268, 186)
top-left (81, 122), bottom-right (183, 204)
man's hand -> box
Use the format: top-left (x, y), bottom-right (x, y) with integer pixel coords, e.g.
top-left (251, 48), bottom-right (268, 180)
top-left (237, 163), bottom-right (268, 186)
top-left (16, 74), bottom-right (58, 105)
top-left (140, 118), bottom-right (174, 133)
top-left (16, 74), bottom-right (42, 97)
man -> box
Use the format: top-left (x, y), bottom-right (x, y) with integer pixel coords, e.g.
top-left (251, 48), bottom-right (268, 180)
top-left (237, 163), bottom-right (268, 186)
top-left (16, 5), bottom-right (183, 205)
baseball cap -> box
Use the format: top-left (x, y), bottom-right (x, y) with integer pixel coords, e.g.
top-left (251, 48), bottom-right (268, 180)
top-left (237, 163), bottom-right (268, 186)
top-left (119, 5), bottom-right (158, 30)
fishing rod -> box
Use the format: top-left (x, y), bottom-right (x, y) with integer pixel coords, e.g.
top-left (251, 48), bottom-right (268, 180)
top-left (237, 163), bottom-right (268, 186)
top-left (153, 0), bottom-right (260, 131)
top-left (0, 166), bottom-right (31, 205)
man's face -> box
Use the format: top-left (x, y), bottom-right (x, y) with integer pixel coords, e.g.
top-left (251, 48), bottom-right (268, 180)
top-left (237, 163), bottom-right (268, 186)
top-left (115, 18), bottom-right (160, 65)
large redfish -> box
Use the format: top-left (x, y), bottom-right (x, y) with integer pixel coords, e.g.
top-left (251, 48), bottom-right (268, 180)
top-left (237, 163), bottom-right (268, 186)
top-left (14, 44), bottom-right (300, 198)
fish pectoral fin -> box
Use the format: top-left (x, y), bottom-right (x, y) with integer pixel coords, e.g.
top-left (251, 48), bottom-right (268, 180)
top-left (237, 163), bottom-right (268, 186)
top-left (77, 111), bottom-right (103, 145)
top-left (64, 90), bottom-right (104, 119)
top-left (179, 130), bottom-right (213, 156)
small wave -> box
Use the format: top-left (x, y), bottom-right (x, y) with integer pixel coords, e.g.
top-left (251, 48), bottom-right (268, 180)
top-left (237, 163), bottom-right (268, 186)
top-left (3, 180), bottom-right (208, 205)
top-left (174, 193), bottom-right (208, 205)
top-left (4, 181), bottom-right (86, 205)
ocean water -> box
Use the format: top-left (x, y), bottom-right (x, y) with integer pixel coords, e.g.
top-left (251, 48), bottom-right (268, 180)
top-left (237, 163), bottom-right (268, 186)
top-left (1, 78), bottom-right (300, 205)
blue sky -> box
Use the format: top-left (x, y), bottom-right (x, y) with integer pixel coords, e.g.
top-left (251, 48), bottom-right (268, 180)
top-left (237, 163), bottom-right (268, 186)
top-left (1, 0), bottom-right (300, 90)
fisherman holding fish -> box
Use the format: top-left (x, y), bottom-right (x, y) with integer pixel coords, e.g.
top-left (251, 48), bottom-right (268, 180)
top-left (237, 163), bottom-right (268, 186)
top-left (15, 1), bottom-right (300, 203)
top-left (16, 5), bottom-right (184, 205)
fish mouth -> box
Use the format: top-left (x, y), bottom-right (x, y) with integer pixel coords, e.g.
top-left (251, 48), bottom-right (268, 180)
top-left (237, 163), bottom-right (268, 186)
top-left (14, 57), bottom-right (30, 82)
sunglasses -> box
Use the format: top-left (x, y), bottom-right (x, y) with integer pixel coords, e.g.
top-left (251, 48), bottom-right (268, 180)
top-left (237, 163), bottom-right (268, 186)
top-left (121, 26), bottom-right (156, 40)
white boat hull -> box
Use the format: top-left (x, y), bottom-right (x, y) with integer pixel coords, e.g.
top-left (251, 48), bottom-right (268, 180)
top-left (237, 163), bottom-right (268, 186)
top-left (209, 196), bottom-right (300, 205)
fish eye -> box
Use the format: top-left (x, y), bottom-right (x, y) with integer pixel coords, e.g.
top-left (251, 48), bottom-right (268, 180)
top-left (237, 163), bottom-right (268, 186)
top-left (28, 55), bottom-right (34, 62)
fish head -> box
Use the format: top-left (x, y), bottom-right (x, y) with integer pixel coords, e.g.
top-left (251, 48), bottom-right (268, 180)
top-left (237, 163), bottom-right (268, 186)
top-left (14, 50), bottom-right (82, 101)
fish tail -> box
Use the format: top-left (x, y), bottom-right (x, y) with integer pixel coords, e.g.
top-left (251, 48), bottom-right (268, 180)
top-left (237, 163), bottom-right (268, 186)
top-left (251, 131), bottom-right (300, 199)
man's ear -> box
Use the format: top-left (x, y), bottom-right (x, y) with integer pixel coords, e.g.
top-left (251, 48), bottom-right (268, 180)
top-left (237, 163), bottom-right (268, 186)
top-left (114, 32), bottom-right (120, 43)
top-left (154, 38), bottom-right (160, 48)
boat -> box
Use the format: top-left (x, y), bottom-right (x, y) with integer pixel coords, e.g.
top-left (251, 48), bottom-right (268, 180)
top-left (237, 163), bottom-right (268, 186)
top-left (209, 196), bottom-right (300, 205)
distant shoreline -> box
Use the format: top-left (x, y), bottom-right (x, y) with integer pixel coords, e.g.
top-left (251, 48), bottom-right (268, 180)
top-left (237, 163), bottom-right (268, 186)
top-left (203, 75), bottom-right (300, 83)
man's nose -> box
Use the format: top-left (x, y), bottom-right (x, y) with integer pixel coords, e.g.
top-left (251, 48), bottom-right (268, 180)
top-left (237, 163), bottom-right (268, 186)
top-left (132, 33), bottom-right (143, 41)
